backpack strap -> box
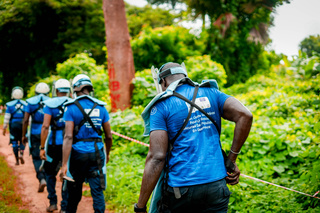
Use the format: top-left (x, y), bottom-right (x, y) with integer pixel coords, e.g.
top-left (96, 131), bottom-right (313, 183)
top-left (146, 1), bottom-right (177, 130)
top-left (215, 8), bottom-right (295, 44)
top-left (73, 100), bottom-right (102, 137)
top-left (10, 103), bottom-right (23, 121)
top-left (172, 91), bottom-right (235, 172)
top-left (159, 85), bottom-right (199, 210)
top-left (30, 101), bottom-right (44, 124)
top-left (50, 105), bottom-right (66, 146)
top-left (72, 100), bottom-right (105, 190)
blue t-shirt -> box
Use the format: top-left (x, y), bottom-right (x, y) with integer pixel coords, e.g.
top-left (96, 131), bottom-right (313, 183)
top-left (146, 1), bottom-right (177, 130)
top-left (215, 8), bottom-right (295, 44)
top-left (64, 97), bottom-right (109, 153)
top-left (5, 100), bottom-right (25, 124)
top-left (43, 103), bottom-right (66, 146)
top-left (25, 95), bottom-right (50, 135)
top-left (150, 84), bottom-right (230, 187)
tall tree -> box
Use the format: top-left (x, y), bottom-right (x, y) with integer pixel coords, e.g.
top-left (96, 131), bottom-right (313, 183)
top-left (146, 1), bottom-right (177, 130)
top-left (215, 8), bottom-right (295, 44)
top-left (147, 0), bottom-right (290, 85)
top-left (103, 0), bottom-right (135, 111)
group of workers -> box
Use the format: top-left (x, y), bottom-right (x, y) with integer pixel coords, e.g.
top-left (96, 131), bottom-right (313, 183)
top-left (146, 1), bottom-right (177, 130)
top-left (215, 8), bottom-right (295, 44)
top-left (2, 74), bottom-right (112, 213)
top-left (2, 62), bottom-right (253, 213)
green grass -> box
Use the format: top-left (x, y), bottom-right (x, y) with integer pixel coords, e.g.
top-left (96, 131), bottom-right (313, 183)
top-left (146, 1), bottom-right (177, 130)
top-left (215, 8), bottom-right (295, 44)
top-left (0, 155), bottom-right (29, 212)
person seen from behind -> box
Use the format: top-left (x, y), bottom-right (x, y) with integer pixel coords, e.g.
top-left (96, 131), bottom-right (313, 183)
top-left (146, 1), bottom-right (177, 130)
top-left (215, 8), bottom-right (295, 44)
top-left (2, 87), bottom-right (26, 165)
top-left (40, 79), bottom-right (72, 213)
top-left (22, 82), bottom-right (51, 192)
top-left (135, 62), bottom-right (253, 213)
top-left (59, 74), bottom-right (113, 213)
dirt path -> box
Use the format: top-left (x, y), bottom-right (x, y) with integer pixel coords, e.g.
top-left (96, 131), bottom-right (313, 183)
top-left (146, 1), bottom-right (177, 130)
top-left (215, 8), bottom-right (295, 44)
top-left (0, 131), bottom-right (111, 213)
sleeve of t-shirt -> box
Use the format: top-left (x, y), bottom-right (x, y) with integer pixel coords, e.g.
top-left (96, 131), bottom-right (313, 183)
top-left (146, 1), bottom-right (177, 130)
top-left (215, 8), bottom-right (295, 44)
top-left (24, 103), bottom-right (31, 113)
top-left (149, 102), bottom-right (168, 133)
top-left (214, 89), bottom-right (231, 115)
top-left (101, 106), bottom-right (110, 123)
top-left (43, 106), bottom-right (52, 116)
top-left (63, 105), bottom-right (74, 122)
top-left (5, 105), bottom-right (11, 114)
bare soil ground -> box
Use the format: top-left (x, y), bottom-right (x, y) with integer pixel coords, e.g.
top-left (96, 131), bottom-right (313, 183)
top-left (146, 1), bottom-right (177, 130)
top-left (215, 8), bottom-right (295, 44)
top-left (0, 131), bottom-right (111, 213)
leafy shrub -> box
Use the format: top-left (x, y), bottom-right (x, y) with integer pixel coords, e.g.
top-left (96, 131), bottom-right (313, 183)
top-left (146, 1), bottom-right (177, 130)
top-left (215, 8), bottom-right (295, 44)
top-left (185, 55), bottom-right (227, 87)
top-left (131, 25), bottom-right (205, 71)
top-left (27, 53), bottom-right (111, 107)
top-left (131, 69), bottom-right (157, 108)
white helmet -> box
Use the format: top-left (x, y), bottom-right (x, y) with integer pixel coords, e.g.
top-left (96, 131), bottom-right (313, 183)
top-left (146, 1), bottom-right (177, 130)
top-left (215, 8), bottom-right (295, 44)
top-left (55, 79), bottom-right (71, 93)
top-left (35, 82), bottom-right (50, 95)
top-left (11, 87), bottom-right (24, 99)
top-left (72, 74), bottom-right (93, 92)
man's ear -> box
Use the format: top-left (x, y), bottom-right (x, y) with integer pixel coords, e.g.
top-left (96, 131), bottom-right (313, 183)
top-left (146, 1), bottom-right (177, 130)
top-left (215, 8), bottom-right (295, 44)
top-left (163, 78), bottom-right (168, 88)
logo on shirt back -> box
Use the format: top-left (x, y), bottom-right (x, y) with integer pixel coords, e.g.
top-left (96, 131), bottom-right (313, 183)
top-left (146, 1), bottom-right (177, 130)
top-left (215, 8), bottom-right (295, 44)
top-left (84, 108), bottom-right (100, 117)
top-left (185, 97), bottom-right (211, 113)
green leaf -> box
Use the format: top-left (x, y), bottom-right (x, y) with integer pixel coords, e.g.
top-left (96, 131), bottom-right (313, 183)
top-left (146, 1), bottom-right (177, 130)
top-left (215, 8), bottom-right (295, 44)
top-left (273, 165), bottom-right (285, 173)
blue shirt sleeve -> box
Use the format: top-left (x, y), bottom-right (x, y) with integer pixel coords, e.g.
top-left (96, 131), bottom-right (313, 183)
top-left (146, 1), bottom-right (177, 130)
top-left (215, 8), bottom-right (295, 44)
top-left (212, 88), bottom-right (231, 115)
top-left (64, 105), bottom-right (74, 122)
top-left (101, 106), bottom-right (110, 123)
top-left (5, 105), bottom-right (11, 114)
top-left (24, 104), bottom-right (32, 113)
top-left (43, 106), bottom-right (52, 116)
top-left (150, 102), bottom-right (168, 133)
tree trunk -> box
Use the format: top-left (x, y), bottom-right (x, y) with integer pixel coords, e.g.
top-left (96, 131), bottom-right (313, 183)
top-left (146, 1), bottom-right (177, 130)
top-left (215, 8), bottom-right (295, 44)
top-left (102, 0), bottom-right (135, 111)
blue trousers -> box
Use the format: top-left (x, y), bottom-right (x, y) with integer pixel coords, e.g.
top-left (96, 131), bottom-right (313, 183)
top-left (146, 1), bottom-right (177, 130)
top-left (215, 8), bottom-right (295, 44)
top-left (44, 145), bottom-right (68, 210)
top-left (163, 178), bottom-right (231, 213)
top-left (30, 134), bottom-right (46, 181)
top-left (66, 148), bottom-right (105, 213)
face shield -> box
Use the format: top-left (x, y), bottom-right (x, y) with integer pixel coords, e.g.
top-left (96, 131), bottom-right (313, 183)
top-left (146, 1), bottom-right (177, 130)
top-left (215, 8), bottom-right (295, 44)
top-left (151, 62), bottom-right (188, 94)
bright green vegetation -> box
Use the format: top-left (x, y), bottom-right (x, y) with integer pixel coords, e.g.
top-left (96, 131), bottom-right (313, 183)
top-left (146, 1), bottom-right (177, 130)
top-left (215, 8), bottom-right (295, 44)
top-left (105, 54), bottom-right (320, 212)
top-left (0, 155), bottom-right (29, 212)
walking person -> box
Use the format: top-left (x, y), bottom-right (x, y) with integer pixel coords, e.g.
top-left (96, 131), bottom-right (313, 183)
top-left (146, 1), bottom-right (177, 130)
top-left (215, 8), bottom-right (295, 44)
top-left (135, 62), bottom-right (253, 213)
top-left (40, 79), bottom-right (72, 213)
top-left (22, 82), bottom-right (51, 192)
top-left (59, 74), bottom-right (113, 213)
top-left (2, 87), bottom-right (26, 165)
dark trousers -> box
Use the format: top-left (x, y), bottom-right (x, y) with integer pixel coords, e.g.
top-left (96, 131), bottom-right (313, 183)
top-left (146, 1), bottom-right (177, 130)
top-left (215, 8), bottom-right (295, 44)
top-left (163, 178), bottom-right (231, 213)
top-left (9, 122), bottom-right (25, 158)
top-left (30, 134), bottom-right (46, 182)
top-left (44, 145), bottom-right (68, 210)
top-left (11, 141), bottom-right (25, 158)
top-left (66, 148), bottom-right (105, 213)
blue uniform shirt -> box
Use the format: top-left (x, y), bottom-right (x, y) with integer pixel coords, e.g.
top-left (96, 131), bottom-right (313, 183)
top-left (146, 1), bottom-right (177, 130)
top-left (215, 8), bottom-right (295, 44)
top-left (5, 100), bottom-right (26, 124)
top-left (43, 97), bottom-right (71, 146)
top-left (150, 84), bottom-right (230, 187)
top-left (25, 94), bottom-right (50, 135)
top-left (64, 96), bottom-right (109, 153)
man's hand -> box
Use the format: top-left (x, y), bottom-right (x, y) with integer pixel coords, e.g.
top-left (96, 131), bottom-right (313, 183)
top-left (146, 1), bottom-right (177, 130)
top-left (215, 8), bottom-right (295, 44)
top-left (2, 129), bottom-right (6, 136)
top-left (59, 165), bottom-right (68, 182)
top-left (40, 149), bottom-right (47, 160)
top-left (22, 136), bottom-right (28, 145)
top-left (106, 153), bottom-right (110, 163)
top-left (226, 162), bottom-right (240, 185)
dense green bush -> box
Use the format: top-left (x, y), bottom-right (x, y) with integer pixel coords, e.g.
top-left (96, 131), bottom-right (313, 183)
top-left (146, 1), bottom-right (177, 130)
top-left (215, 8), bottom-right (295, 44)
top-left (27, 53), bottom-right (111, 107)
top-left (131, 69), bottom-right (157, 108)
top-left (131, 25), bottom-right (206, 71)
top-left (185, 55), bottom-right (227, 87)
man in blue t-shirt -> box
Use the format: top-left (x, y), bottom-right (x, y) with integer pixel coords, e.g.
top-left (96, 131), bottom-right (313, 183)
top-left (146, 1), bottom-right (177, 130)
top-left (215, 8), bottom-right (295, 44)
top-left (40, 79), bottom-right (71, 213)
top-left (22, 82), bottom-right (50, 193)
top-left (135, 63), bottom-right (253, 213)
top-left (59, 74), bottom-right (113, 213)
top-left (2, 87), bottom-right (26, 165)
